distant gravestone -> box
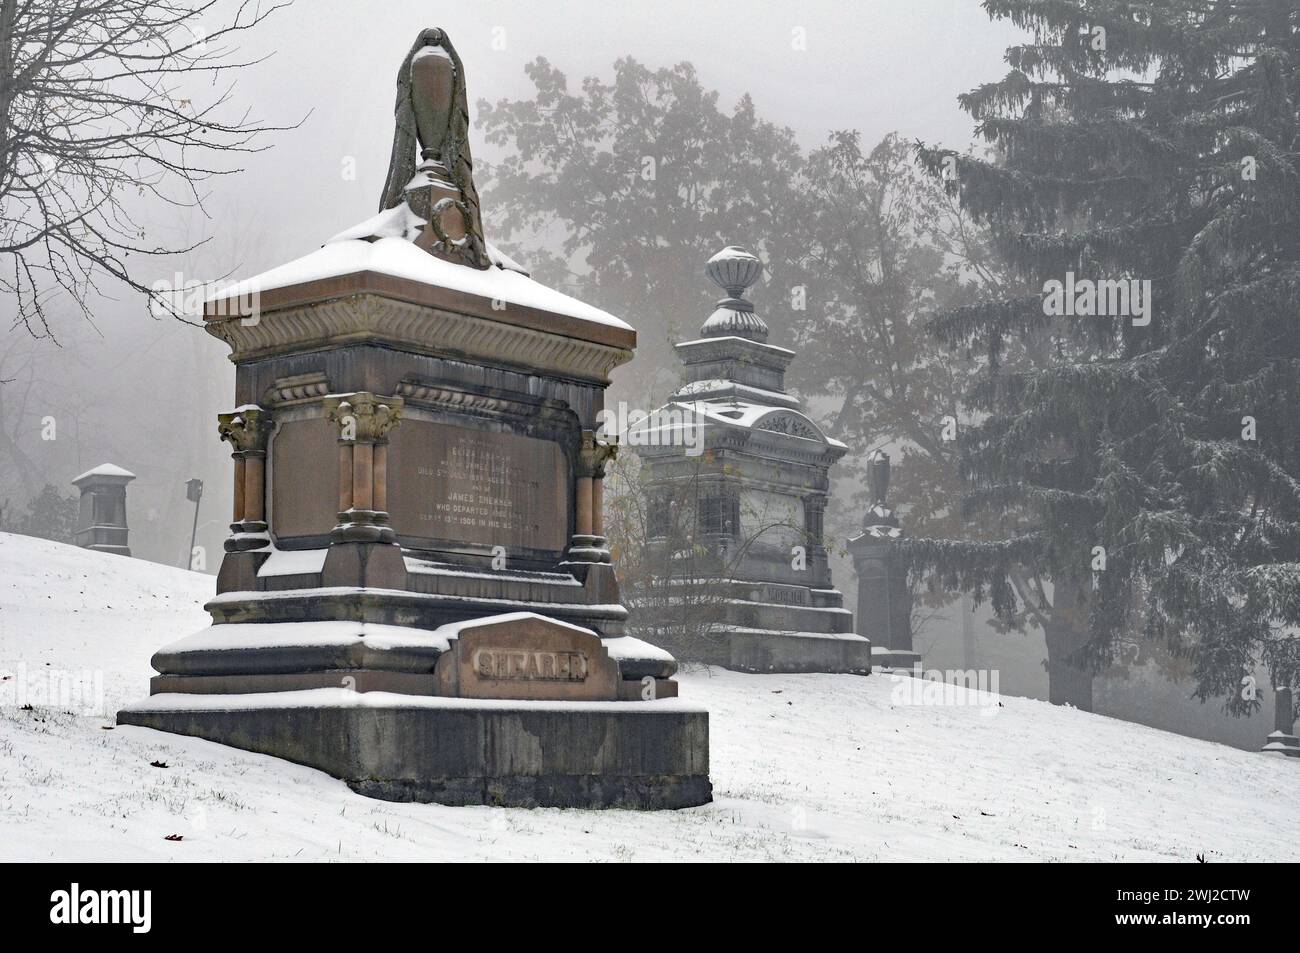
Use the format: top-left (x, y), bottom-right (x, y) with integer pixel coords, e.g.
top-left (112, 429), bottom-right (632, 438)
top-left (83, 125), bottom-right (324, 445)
top-left (1262, 685), bottom-right (1300, 758)
top-left (70, 464), bottom-right (135, 556)
top-left (118, 28), bottom-right (710, 810)
top-left (848, 451), bottom-right (921, 669)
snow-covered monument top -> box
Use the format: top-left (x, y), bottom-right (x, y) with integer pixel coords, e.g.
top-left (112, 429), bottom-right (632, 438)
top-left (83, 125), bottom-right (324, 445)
top-left (204, 28), bottom-right (632, 367)
top-left (120, 28), bottom-right (711, 810)
top-left (672, 245), bottom-right (849, 438)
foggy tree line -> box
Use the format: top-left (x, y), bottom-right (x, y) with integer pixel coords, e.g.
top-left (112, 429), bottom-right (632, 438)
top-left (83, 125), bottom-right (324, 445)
top-left (2, 0), bottom-right (1297, 715)
top-left (479, 0), bottom-right (1300, 713)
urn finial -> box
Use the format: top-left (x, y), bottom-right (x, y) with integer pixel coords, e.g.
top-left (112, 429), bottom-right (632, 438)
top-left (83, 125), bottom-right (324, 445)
top-left (865, 449), bottom-right (899, 529)
top-left (379, 28), bottom-right (490, 270)
top-left (700, 245), bottom-right (769, 342)
top-left (705, 245), bottom-right (763, 299)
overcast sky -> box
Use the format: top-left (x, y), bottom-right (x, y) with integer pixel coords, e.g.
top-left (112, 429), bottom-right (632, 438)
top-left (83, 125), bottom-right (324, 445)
top-left (193, 0), bottom-right (1025, 276)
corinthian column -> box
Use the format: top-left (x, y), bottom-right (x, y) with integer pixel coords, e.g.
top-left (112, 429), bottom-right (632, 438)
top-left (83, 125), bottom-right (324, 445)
top-left (325, 393), bottom-right (403, 544)
top-left (217, 407), bottom-right (274, 552)
top-left (563, 429), bottom-right (617, 565)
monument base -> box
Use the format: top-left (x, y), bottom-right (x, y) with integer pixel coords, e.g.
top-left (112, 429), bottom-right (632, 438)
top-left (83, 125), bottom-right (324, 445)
top-left (117, 689), bottom-right (712, 809)
top-left (665, 628), bottom-right (872, 675)
top-left (1261, 730), bottom-right (1300, 758)
top-left (872, 647), bottom-right (924, 671)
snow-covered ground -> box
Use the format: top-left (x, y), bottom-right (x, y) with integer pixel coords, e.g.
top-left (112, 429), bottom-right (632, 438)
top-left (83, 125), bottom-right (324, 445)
top-left (0, 532), bottom-right (1295, 862)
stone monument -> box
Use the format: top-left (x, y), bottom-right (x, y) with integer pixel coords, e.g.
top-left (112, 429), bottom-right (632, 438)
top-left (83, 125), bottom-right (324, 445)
top-left (1261, 685), bottom-right (1300, 758)
top-left (119, 28), bottom-right (710, 809)
top-left (847, 450), bottom-right (922, 669)
top-left (632, 246), bottom-right (873, 674)
top-left (71, 463), bottom-right (136, 556)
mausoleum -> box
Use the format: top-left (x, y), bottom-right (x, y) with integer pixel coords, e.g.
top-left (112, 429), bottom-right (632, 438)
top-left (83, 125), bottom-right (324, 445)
top-left (119, 28), bottom-right (710, 809)
top-left (631, 246), bottom-right (874, 674)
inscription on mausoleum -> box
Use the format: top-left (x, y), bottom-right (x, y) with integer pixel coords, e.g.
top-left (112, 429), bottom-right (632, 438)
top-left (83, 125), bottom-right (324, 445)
top-left (389, 421), bottom-right (568, 551)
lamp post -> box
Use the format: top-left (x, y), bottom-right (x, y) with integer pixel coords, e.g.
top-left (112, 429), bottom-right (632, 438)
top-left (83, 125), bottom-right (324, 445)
top-left (184, 478), bottom-right (203, 570)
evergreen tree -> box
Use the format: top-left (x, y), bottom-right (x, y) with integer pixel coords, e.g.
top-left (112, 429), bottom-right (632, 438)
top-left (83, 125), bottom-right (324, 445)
top-left (908, 0), bottom-right (1300, 713)
top-left (787, 131), bottom-right (1010, 540)
top-left (16, 484), bottom-right (78, 544)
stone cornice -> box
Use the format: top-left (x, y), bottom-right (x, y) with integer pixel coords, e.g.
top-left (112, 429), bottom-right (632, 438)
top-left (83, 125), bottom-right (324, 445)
top-left (636, 430), bottom-right (842, 469)
top-left (262, 372), bottom-right (332, 406)
top-left (204, 273), bottom-right (634, 383)
top-left (395, 377), bottom-right (577, 427)
top-left (674, 335), bottom-right (794, 372)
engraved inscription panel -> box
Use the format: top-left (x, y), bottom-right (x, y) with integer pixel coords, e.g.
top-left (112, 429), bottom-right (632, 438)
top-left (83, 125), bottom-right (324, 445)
top-left (388, 420), bottom-right (568, 552)
top-left (473, 647), bottom-right (588, 683)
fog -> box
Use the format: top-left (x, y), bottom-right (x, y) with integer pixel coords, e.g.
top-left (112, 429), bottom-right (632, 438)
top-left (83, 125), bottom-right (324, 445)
top-left (4, 1), bottom-right (1273, 750)
top-left (2, 0), bottom-right (1020, 567)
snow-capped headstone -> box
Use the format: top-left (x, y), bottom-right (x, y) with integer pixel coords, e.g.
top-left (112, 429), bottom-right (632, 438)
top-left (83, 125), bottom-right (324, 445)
top-left (432, 613), bottom-right (624, 701)
top-left (71, 463), bottom-right (135, 557)
top-left (1261, 685), bottom-right (1300, 758)
top-left (118, 27), bottom-right (710, 810)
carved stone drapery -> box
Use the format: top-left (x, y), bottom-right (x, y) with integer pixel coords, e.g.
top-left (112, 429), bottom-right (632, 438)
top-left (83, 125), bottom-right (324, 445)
top-left (380, 29), bottom-right (490, 270)
top-left (864, 449), bottom-right (899, 529)
top-left (325, 393), bottom-right (404, 543)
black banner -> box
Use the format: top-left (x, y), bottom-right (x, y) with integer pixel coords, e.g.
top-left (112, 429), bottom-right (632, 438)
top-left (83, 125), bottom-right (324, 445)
top-left (4, 863), bottom-right (1275, 938)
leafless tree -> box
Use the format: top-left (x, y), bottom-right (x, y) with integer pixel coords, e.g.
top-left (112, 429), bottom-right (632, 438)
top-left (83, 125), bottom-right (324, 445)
top-left (0, 0), bottom-right (299, 338)
top-left (607, 452), bottom-right (811, 664)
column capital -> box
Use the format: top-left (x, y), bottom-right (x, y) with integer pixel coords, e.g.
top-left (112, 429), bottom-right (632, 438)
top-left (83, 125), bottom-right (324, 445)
top-left (325, 393), bottom-right (404, 443)
top-left (578, 429), bottom-right (618, 479)
top-left (218, 407), bottom-right (274, 454)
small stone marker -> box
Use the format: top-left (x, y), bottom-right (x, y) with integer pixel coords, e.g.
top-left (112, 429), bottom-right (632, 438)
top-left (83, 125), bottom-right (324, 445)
top-left (434, 614), bottom-right (620, 701)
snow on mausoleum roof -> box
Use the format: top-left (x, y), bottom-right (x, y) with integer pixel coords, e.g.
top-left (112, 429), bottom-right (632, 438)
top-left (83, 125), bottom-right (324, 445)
top-left (206, 204), bottom-right (632, 332)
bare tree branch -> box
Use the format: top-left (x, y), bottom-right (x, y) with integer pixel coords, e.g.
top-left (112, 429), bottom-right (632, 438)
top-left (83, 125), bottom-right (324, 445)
top-left (0, 0), bottom-right (302, 339)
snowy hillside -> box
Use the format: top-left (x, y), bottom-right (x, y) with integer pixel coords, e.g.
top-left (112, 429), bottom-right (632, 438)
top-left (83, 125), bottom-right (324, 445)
top-left (0, 532), bottom-right (1295, 862)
